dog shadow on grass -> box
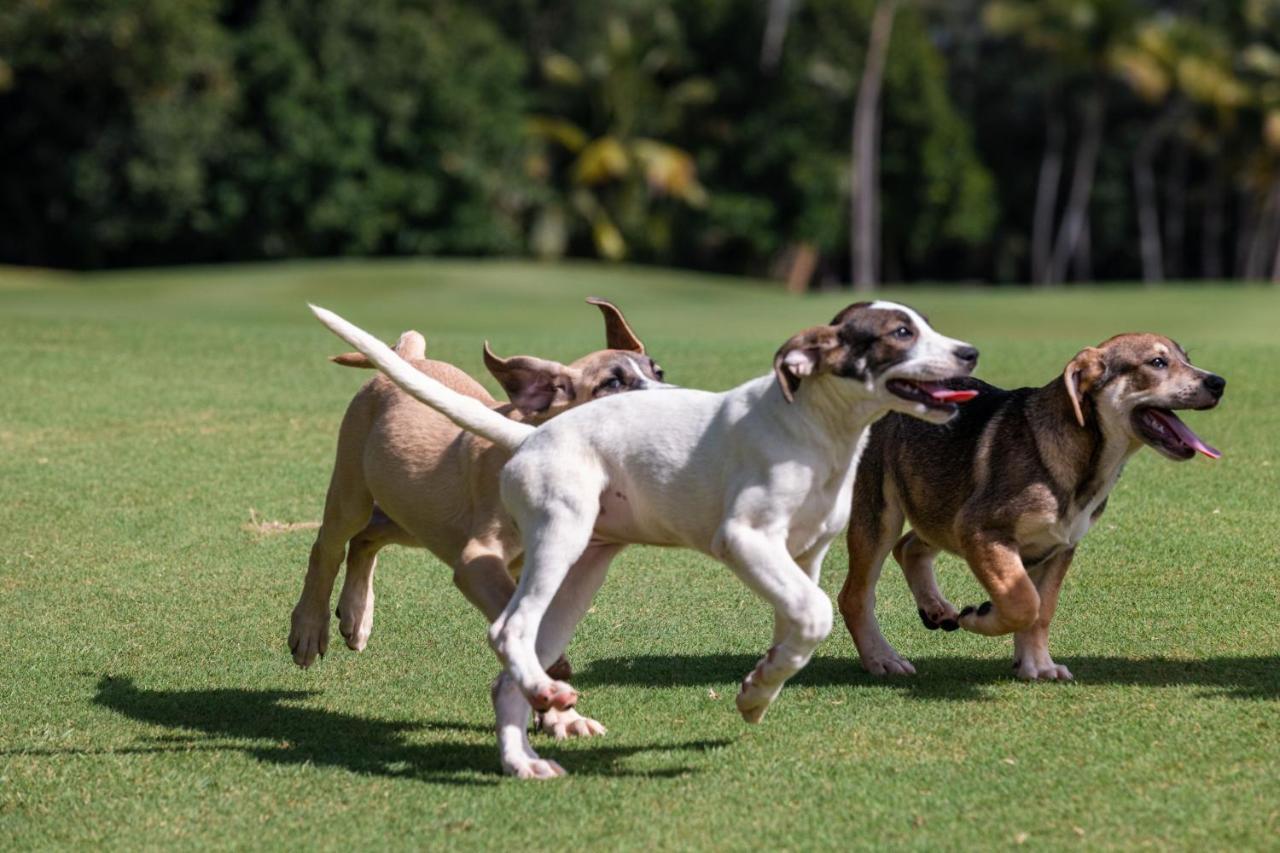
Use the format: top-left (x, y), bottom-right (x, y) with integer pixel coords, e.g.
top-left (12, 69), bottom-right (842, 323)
top-left (82, 676), bottom-right (728, 785)
top-left (573, 654), bottom-right (1280, 702)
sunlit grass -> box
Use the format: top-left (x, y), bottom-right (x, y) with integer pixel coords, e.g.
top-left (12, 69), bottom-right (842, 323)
top-left (1, 261), bottom-right (1277, 848)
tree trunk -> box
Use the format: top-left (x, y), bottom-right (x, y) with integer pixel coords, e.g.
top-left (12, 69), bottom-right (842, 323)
top-left (760, 0), bottom-right (794, 72)
top-left (1071, 216), bottom-right (1091, 281)
top-left (784, 242), bottom-right (819, 294)
top-left (1032, 109), bottom-right (1065, 285)
top-left (1163, 136), bottom-right (1189, 280)
top-left (850, 0), bottom-right (897, 292)
top-left (1132, 104), bottom-right (1182, 285)
top-left (1046, 87), bottom-right (1105, 285)
top-left (1202, 167), bottom-right (1225, 280)
top-left (1244, 179), bottom-right (1280, 280)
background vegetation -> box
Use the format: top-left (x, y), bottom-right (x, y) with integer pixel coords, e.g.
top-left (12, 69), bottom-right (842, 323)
top-left (1, 261), bottom-right (1277, 846)
top-left (5, 0), bottom-right (1280, 285)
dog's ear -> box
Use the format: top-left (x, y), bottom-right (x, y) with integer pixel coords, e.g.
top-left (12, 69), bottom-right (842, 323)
top-left (330, 330), bottom-right (426, 369)
top-left (586, 297), bottom-right (645, 354)
top-left (773, 326), bottom-right (840, 404)
top-left (484, 342), bottom-right (576, 415)
top-left (1063, 346), bottom-right (1107, 427)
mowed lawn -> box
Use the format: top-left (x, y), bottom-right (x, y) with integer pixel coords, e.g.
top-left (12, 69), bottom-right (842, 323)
top-left (1, 260), bottom-right (1278, 849)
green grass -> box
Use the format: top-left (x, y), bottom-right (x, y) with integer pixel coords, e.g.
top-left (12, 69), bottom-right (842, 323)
top-left (1, 259), bottom-right (1278, 850)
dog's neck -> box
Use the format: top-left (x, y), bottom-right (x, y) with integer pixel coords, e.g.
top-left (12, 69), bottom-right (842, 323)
top-left (785, 375), bottom-right (886, 460)
top-left (1029, 377), bottom-right (1139, 510)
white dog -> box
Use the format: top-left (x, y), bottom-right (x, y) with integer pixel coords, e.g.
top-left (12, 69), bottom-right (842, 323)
top-left (311, 301), bottom-right (979, 778)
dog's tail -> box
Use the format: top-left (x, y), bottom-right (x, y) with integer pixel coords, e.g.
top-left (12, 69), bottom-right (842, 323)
top-left (330, 330), bottom-right (426, 368)
top-left (310, 305), bottom-right (534, 452)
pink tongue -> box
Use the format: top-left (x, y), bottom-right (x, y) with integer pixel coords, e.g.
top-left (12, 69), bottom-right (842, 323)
top-left (1153, 409), bottom-right (1221, 459)
top-left (928, 387), bottom-right (978, 404)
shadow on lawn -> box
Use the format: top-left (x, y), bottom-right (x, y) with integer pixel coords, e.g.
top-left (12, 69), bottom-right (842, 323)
top-left (574, 654), bottom-right (1280, 702)
top-left (86, 676), bottom-right (728, 785)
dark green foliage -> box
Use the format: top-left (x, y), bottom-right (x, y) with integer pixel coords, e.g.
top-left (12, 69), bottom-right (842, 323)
top-left (214, 0), bottom-right (530, 259)
top-left (0, 0), bottom-right (233, 266)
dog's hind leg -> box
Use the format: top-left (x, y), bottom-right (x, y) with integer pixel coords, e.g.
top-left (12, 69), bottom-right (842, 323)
top-left (718, 524), bottom-right (833, 724)
top-left (838, 483), bottom-right (911, 675)
top-left (290, 414), bottom-right (374, 667)
top-left (1012, 548), bottom-right (1075, 681)
top-left (893, 533), bottom-right (960, 632)
top-left (492, 543), bottom-right (618, 778)
top-left (488, 477), bottom-right (600, 716)
top-left (336, 507), bottom-right (417, 652)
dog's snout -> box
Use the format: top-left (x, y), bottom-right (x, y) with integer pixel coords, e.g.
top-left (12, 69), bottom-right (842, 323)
top-left (953, 345), bottom-right (979, 367)
top-left (1203, 374), bottom-right (1226, 396)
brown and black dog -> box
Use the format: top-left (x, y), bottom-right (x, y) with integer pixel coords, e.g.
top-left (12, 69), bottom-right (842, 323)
top-left (839, 333), bottom-right (1225, 681)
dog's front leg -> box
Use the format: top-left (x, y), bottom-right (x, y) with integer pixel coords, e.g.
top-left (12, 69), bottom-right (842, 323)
top-left (718, 523), bottom-right (834, 724)
top-left (492, 542), bottom-right (617, 778)
top-left (956, 536), bottom-right (1040, 636)
top-left (488, 497), bottom-right (597, 718)
top-left (1012, 549), bottom-right (1075, 681)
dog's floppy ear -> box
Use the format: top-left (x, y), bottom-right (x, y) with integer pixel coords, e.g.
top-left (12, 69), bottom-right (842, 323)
top-left (586, 297), bottom-right (645, 354)
top-left (483, 342), bottom-right (576, 415)
top-left (1062, 346), bottom-right (1107, 427)
top-left (330, 330), bottom-right (426, 369)
top-left (773, 326), bottom-right (840, 404)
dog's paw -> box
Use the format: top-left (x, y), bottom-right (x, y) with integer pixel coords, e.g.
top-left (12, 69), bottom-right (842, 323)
top-left (917, 606), bottom-right (961, 633)
top-left (502, 755), bottom-right (567, 780)
top-left (860, 648), bottom-right (917, 676)
top-left (735, 664), bottom-right (783, 724)
top-left (288, 604), bottom-right (330, 668)
top-left (546, 655), bottom-right (573, 682)
top-left (335, 598), bottom-right (374, 652)
top-left (957, 600), bottom-right (995, 633)
top-left (537, 707), bottom-right (607, 740)
top-left (529, 680), bottom-right (578, 712)
top-left (1013, 656), bottom-right (1074, 682)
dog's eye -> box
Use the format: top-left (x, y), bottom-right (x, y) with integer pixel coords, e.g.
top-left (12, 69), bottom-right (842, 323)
top-left (650, 360), bottom-right (664, 381)
top-left (1150, 357), bottom-right (1168, 369)
top-left (892, 326), bottom-right (913, 339)
top-left (599, 377), bottom-right (624, 392)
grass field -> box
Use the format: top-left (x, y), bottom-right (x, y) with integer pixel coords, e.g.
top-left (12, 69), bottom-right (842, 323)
top-left (1, 260), bottom-right (1278, 849)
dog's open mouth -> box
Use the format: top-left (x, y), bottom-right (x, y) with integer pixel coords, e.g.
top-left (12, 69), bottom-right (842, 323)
top-left (1132, 407), bottom-right (1221, 460)
top-left (886, 379), bottom-right (978, 412)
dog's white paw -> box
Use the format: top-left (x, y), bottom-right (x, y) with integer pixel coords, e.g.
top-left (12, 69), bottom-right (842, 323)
top-left (736, 666), bottom-right (783, 724)
top-left (529, 680), bottom-right (578, 712)
top-left (288, 603), bottom-right (330, 668)
top-left (860, 647), bottom-right (917, 676)
top-left (538, 707), bottom-right (607, 740)
top-left (503, 755), bottom-right (567, 780)
top-left (1014, 655), bottom-right (1073, 682)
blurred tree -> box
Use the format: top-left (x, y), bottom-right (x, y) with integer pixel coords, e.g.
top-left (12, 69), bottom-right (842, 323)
top-left (212, 0), bottom-right (529, 259)
top-left (521, 4), bottom-right (711, 261)
top-left (0, 0), bottom-right (233, 266)
top-left (985, 0), bottom-right (1141, 285)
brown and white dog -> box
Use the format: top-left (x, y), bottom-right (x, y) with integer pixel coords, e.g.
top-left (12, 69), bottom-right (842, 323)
top-left (311, 300), bottom-right (979, 779)
top-left (288, 298), bottom-right (667, 738)
top-left (839, 333), bottom-right (1225, 681)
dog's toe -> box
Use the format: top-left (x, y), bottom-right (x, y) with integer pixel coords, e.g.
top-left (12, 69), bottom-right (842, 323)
top-left (537, 707), bottom-right (607, 740)
top-left (976, 601), bottom-right (992, 616)
top-left (939, 618), bottom-right (960, 632)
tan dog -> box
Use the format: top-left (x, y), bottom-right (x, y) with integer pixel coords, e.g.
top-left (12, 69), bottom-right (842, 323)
top-left (839, 333), bottom-right (1225, 681)
top-left (289, 298), bottom-right (665, 737)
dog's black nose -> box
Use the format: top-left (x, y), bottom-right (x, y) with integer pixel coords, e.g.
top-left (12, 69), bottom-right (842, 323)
top-left (954, 346), bottom-right (979, 366)
top-left (1203, 374), bottom-right (1226, 396)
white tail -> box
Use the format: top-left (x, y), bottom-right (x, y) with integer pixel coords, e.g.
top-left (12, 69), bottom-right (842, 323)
top-left (309, 304), bottom-right (534, 452)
